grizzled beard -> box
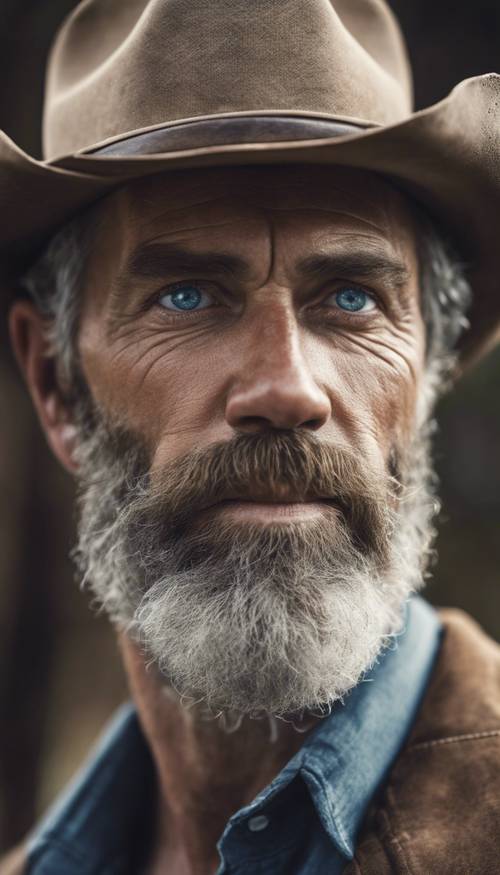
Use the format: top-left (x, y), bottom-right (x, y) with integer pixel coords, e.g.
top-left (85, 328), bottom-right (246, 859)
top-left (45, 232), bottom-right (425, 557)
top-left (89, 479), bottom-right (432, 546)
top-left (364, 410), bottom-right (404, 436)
top-left (72, 400), bottom-right (438, 721)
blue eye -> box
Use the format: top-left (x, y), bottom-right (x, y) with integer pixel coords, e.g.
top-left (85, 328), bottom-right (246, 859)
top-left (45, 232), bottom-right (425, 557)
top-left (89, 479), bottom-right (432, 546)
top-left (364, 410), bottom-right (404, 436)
top-left (331, 288), bottom-right (376, 313)
top-left (159, 284), bottom-right (214, 312)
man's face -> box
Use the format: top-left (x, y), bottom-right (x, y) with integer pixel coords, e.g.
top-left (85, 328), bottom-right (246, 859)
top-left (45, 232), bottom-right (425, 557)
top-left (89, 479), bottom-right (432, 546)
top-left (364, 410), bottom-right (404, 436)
top-left (78, 165), bottom-right (424, 475)
top-left (67, 165), bottom-right (430, 718)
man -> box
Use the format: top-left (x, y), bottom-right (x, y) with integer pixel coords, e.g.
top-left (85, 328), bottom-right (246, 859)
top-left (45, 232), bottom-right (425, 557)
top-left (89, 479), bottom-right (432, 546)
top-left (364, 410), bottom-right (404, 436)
top-left (1, 0), bottom-right (499, 872)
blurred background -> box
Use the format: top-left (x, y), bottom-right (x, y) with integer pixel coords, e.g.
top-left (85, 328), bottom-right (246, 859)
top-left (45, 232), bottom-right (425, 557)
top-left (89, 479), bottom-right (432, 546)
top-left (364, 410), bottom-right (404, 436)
top-left (0, 0), bottom-right (499, 853)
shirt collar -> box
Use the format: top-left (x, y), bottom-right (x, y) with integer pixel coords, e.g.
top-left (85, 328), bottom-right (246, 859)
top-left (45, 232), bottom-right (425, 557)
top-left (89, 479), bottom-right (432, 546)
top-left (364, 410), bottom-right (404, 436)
top-left (299, 594), bottom-right (442, 856)
top-left (216, 595), bottom-right (442, 860)
top-left (27, 595), bottom-right (441, 872)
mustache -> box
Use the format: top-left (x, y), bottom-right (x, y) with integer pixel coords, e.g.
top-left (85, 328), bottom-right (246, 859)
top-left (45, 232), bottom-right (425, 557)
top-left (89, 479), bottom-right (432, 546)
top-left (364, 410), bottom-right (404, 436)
top-left (130, 430), bottom-right (395, 558)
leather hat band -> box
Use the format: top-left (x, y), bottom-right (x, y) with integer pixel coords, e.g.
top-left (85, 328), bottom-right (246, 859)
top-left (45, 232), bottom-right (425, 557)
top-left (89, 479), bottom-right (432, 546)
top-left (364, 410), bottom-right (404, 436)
top-left (90, 115), bottom-right (364, 157)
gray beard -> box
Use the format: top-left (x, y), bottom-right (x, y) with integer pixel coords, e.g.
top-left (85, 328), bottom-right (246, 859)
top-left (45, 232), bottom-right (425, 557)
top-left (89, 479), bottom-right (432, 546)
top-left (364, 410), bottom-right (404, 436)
top-left (72, 401), bottom-right (438, 721)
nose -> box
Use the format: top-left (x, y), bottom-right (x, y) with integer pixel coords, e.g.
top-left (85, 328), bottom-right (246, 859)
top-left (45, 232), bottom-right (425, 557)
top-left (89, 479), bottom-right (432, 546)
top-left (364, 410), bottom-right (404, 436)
top-left (225, 306), bottom-right (332, 433)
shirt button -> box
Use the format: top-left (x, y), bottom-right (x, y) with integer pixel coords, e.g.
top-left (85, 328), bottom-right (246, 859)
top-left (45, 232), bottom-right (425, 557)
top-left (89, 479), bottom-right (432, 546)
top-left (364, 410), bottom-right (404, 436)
top-left (248, 814), bottom-right (269, 832)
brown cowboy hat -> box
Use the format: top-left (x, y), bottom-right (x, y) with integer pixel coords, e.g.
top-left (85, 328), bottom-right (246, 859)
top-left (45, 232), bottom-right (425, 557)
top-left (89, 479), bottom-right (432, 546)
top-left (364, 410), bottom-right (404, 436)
top-left (1, 0), bottom-right (499, 367)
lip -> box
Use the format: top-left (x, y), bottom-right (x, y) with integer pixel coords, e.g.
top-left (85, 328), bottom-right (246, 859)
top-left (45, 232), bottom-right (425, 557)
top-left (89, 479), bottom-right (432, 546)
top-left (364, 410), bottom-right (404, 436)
top-left (200, 497), bottom-right (339, 522)
top-left (203, 492), bottom-right (336, 508)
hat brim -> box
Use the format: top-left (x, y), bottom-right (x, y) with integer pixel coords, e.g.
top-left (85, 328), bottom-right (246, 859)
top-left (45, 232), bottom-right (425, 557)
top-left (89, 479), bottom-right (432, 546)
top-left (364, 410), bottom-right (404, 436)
top-left (1, 73), bottom-right (499, 369)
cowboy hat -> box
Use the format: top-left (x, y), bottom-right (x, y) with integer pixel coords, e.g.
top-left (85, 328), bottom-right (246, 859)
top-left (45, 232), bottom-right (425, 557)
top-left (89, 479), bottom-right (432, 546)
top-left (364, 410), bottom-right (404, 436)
top-left (1, 0), bottom-right (499, 366)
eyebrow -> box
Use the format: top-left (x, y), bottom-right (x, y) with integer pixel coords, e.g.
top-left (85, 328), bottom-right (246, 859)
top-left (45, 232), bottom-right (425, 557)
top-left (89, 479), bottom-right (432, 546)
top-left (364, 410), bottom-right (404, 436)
top-left (117, 242), bottom-right (251, 286)
top-left (114, 241), bottom-right (411, 296)
top-left (296, 251), bottom-right (411, 290)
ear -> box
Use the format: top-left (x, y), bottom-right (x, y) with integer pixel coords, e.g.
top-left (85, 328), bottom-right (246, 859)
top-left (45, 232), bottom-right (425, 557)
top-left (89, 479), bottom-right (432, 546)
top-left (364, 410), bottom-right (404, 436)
top-left (9, 300), bottom-right (79, 474)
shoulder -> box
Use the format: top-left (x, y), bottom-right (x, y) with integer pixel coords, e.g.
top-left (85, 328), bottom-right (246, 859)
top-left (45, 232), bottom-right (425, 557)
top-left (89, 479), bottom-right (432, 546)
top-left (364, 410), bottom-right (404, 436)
top-left (409, 605), bottom-right (500, 744)
top-left (354, 608), bottom-right (500, 874)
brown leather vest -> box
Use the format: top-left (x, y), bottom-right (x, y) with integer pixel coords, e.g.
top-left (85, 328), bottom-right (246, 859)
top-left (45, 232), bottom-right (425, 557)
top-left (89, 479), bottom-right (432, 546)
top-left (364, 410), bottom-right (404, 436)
top-left (345, 608), bottom-right (500, 874)
top-left (2, 608), bottom-right (499, 874)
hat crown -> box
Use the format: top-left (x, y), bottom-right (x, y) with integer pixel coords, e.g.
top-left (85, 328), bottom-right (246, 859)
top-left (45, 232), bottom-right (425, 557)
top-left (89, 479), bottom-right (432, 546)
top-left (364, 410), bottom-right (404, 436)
top-left (44, 0), bottom-right (412, 160)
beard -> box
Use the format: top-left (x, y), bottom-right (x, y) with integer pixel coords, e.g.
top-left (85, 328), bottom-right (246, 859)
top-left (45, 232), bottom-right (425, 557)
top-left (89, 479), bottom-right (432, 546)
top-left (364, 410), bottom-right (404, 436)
top-left (72, 400), bottom-right (438, 720)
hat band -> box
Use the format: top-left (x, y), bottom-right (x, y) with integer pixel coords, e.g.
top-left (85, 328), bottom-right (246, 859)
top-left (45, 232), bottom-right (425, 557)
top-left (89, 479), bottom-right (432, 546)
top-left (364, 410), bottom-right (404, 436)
top-left (89, 115), bottom-right (365, 157)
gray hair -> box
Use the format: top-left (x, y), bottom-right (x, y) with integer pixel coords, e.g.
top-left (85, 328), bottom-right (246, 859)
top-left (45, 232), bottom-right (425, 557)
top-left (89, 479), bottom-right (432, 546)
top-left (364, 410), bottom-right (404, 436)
top-left (21, 197), bottom-right (472, 401)
top-left (21, 207), bottom-right (98, 399)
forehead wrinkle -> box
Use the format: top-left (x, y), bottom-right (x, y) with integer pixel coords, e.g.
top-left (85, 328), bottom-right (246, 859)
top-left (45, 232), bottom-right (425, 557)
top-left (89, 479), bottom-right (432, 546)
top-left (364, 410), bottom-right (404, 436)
top-left (135, 218), bottom-right (256, 241)
top-left (135, 204), bottom-right (274, 244)
top-left (241, 182), bottom-right (392, 213)
top-left (125, 177), bottom-right (402, 235)
top-left (312, 231), bottom-right (405, 262)
top-left (137, 195), bottom-right (247, 228)
top-left (262, 205), bottom-right (388, 235)
top-left (372, 193), bottom-right (417, 278)
top-left (137, 205), bottom-right (391, 248)
top-left (325, 228), bottom-right (417, 285)
top-left (227, 189), bottom-right (391, 224)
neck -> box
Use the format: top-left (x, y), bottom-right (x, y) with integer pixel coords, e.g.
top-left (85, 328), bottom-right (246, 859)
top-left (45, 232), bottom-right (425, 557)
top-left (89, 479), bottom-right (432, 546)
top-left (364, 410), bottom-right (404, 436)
top-left (118, 633), bottom-right (319, 875)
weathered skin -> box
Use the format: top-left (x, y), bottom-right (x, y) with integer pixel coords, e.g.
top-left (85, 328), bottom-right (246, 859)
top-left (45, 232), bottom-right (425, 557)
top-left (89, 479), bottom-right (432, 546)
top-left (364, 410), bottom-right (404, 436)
top-left (10, 165), bottom-right (426, 875)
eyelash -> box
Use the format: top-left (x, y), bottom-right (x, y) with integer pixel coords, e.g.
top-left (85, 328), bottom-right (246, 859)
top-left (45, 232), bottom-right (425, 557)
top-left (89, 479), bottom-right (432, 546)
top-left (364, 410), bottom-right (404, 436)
top-left (150, 281), bottom-right (218, 312)
top-left (151, 281), bottom-right (383, 318)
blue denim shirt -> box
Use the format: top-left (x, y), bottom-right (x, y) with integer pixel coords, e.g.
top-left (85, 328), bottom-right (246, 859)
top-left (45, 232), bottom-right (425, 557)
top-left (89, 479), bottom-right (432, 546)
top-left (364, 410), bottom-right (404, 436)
top-left (27, 596), bottom-right (441, 874)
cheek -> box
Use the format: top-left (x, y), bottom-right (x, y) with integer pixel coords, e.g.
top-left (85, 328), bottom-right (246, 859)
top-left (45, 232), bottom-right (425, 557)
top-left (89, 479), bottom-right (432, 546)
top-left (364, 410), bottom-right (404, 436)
top-left (327, 326), bottom-right (424, 457)
top-left (365, 362), bottom-right (420, 446)
top-left (79, 319), bottom-right (229, 455)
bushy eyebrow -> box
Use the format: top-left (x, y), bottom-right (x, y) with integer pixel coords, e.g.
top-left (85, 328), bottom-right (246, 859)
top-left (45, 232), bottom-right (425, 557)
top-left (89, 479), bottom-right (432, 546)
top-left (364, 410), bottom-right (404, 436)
top-left (118, 242), bottom-right (251, 285)
top-left (113, 241), bottom-right (412, 298)
top-left (296, 251), bottom-right (411, 290)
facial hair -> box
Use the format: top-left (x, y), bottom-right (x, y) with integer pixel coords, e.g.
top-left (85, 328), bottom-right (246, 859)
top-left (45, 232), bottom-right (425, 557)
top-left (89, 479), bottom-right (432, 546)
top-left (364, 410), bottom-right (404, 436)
top-left (73, 407), bottom-right (437, 719)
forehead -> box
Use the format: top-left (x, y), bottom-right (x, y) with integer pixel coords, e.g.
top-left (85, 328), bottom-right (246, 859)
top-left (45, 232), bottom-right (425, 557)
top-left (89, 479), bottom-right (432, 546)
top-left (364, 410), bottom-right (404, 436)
top-left (93, 165), bottom-right (418, 259)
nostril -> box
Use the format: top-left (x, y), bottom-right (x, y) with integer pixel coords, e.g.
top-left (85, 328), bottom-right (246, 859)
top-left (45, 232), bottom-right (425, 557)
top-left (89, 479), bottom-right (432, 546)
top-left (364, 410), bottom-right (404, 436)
top-left (304, 417), bottom-right (325, 431)
top-left (232, 413), bottom-right (326, 434)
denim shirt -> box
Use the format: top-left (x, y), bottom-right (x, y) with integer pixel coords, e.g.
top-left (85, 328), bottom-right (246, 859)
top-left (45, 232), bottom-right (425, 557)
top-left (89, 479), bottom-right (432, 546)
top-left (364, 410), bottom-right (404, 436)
top-left (26, 596), bottom-right (441, 874)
